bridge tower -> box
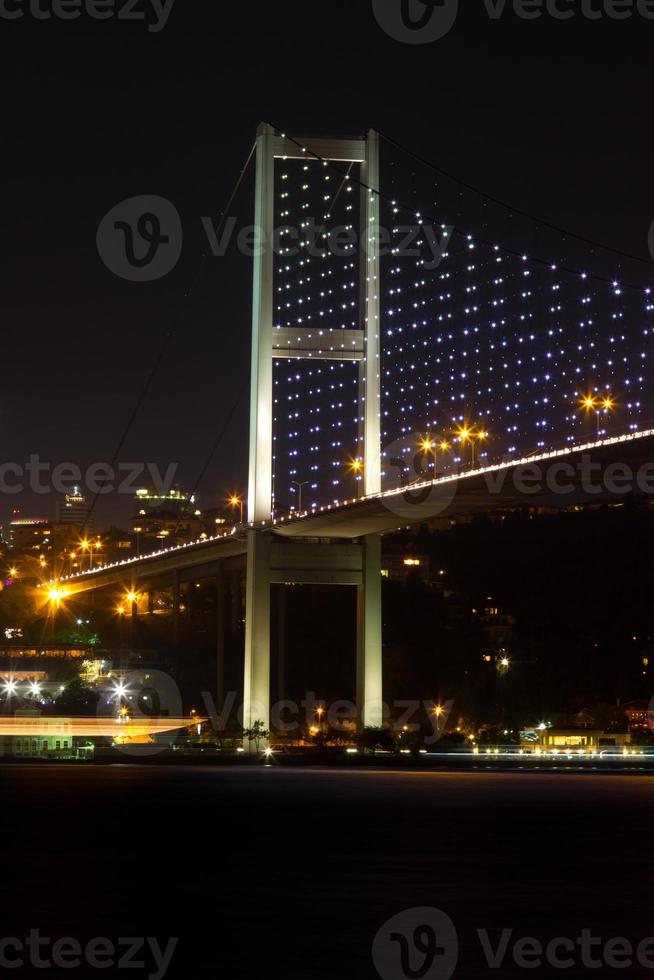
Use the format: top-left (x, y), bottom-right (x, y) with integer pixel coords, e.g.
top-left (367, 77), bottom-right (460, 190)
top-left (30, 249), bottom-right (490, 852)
top-left (244, 123), bottom-right (383, 739)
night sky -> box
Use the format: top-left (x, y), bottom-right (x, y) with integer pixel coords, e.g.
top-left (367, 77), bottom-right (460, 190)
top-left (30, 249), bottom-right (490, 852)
top-left (3, 1), bottom-right (653, 529)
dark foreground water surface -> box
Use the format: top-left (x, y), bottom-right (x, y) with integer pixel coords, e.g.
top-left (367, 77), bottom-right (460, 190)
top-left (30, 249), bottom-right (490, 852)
top-left (2, 765), bottom-right (653, 978)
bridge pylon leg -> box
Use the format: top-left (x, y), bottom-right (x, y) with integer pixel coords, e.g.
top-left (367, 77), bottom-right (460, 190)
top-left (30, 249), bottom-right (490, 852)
top-left (243, 530), bottom-right (271, 751)
top-left (356, 535), bottom-right (384, 731)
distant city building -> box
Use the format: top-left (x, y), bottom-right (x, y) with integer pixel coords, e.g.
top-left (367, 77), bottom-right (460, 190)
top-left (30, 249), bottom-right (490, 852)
top-left (55, 486), bottom-right (92, 529)
top-left (9, 514), bottom-right (51, 552)
top-left (381, 553), bottom-right (430, 582)
top-left (622, 701), bottom-right (652, 733)
top-left (132, 488), bottom-right (203, 550)
top-left (523, 728), bottom-right (632, 753)
top-left (7, 510), bottom-right (83, 578)
top-left (100, 527), bottom-right (136, 565)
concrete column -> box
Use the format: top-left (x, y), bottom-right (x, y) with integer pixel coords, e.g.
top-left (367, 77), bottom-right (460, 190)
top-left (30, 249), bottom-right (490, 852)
top-left (248, 123), bottom-right (276, 523)
top-left (243, 530), bottom-right (271, 745)
top-left (130, 596), bottom-right (138, 649)
top-left (358, 129), bottom-right (382, 496)
top-left (230, 571), bottom-right (241, 632)
top-left (172, 569), bottom-right (181, 647)
top-left (356, 535), bottom-right (383, 730)
top-left (216, 567), bottom-right (226, 709)
top-left (277, 585), bottom-right (287, 705)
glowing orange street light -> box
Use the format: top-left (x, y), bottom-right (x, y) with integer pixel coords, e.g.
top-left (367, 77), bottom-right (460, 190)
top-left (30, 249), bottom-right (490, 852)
top-left (455, 424), bottom-right (475, 465)
top-left (580, 394), bottom-right (598, 412)
top-left (433, 704), bottom-right (446, 734)
top-left (579, 391), bottom-right (615, 438)
top-left (419, 435), bottom-right (452, 478)
top-left (347, 458), bottom-right (364, 496)
top-left (228, 495), bottom-right (244, 523)
top-left (600, 394), bottom-right (617, 436)
top-left (47, 585), bottom-right (68, 608)
top-left (472, 429), bottom-right (489, 468)
top-left (455, 424), bottom-right (482, 467)
top-left (579, 392), bottom-right (601, 437)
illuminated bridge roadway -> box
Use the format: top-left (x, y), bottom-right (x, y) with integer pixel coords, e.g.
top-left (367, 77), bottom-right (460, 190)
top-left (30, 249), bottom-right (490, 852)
top-left (47, 427), bottom-right (654, 745)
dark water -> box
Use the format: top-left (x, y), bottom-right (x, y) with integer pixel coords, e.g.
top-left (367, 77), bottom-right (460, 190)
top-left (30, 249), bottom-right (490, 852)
top-left (2, 765), bottom-right (653, 978)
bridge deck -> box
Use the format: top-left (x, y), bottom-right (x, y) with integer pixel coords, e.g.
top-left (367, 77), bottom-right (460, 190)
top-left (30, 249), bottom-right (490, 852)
top-left (55, 430), bottom-right (654, 593)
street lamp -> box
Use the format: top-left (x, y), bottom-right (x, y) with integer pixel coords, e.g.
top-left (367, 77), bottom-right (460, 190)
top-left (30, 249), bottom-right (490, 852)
top-left (433, 703), bottom-right (445, 735)
top-left (91, 538), bottom-right (101, 569)
top-left (455, 424), bottom-right (475, 466)
top-left (419, 435), bottom-right (436, 477)
top-left (578, 392), bottom-right (608, 438)
top-left (347, 458), bottom-right (363, 496)
top-left (599, 394), bottom-right (616, 436)
top-left (47, 586), bottom-right (67, 608)
top-left (80, 538), bottom-right (91, 569)
top-left (291, 480), bottom-right (310, 514)
top-left (473, 429), bottom-right (489, 467)
top-left (228, 495), bottom-right (244, 524)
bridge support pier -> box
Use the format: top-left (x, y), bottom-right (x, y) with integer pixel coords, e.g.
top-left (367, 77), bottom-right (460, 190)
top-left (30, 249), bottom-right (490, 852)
top-left (356, 535), bottom-right (383, 731)
top-left (242, 530), bottom-right (271, 750)
top-left (172, 569), bottom-right (181, 647)
top-left (215, 568), bottom-right (226, 710)
top-left (241, 533), bottom-right (383, 748)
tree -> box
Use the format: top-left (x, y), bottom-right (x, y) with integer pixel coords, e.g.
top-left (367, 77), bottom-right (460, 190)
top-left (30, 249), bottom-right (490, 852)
top-left (243, 720), bottom-right (269, 751)
top-left (53, 624), bottom-right (100, 647)
top-left (356, 727), bottom-right (397, 754)
top-left (52, 679), bottom-right (100, 716)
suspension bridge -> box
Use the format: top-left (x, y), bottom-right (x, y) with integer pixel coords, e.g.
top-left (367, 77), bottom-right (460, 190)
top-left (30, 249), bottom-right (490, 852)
top-left (47, 123), bottom-right (654, 741)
